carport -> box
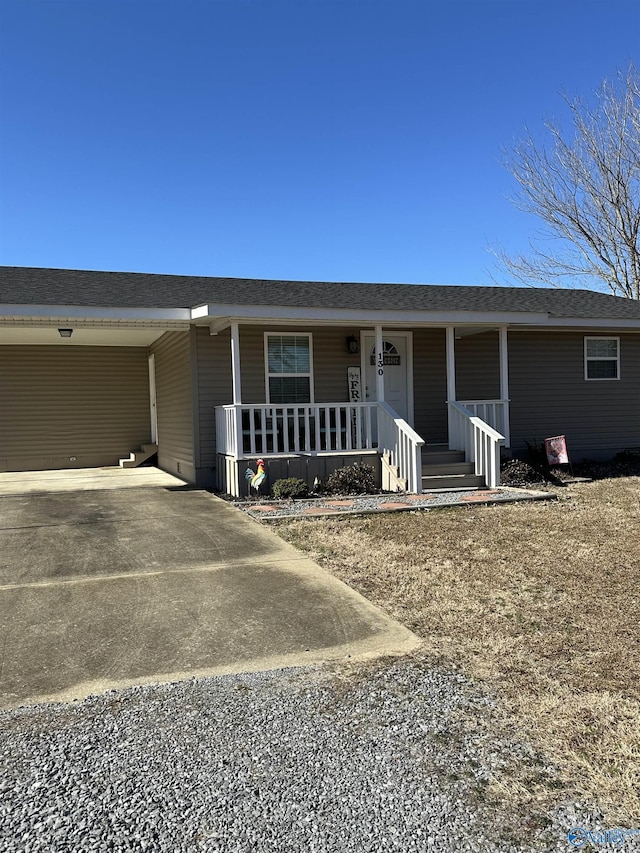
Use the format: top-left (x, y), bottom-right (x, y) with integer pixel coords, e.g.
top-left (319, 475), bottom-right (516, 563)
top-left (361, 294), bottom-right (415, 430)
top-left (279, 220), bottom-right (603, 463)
top-left (1, 301), bottom-right (191, 479)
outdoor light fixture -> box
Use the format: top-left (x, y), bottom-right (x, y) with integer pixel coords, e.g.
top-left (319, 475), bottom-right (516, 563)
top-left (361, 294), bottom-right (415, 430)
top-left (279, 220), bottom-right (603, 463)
top-left (346, 335), bottom-right (359, 354)
top-left (58, 328), bottom-right (73, 338)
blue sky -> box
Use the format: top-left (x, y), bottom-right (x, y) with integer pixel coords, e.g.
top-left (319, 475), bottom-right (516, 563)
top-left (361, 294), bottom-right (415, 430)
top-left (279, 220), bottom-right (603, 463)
top-left (1, 0), bottom-right (638, 285)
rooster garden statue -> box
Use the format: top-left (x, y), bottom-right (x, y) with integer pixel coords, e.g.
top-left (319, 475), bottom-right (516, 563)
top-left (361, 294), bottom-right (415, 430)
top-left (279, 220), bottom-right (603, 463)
top-left (250, 458), bottom-right (266, 496)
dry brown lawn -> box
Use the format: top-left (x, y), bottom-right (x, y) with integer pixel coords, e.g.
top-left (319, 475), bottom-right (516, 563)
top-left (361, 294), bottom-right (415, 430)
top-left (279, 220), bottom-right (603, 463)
top-left (275, 478), bottom-right (640, 825)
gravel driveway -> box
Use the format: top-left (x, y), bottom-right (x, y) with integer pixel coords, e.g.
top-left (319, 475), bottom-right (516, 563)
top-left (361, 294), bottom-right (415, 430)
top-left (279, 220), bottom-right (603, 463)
top-left (0, 657), bottom-right (598, 852)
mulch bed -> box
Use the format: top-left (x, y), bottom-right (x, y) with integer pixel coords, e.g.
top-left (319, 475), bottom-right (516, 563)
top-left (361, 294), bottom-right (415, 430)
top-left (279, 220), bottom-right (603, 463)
top-left (500, 451), bottom-right (640, 488)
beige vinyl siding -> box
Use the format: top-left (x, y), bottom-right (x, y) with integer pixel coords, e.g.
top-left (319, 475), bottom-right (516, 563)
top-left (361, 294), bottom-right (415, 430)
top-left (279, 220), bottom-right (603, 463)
top-left (0, 345), bottom-right (150, 472)
top-left (194, 326), bottom-right (233, 480)
top-left (413, 328), bottom-right (448, 443)
top-left (150, 331), bottom-right (195, 482)
top-left (235, 326), bottom-right (360, 404)
top-left (508, 331), bottom-right (640, 459)
top-left (311, 328), bottom-right (362, 402)
top-left (455, 331), bottom-right (500, 400)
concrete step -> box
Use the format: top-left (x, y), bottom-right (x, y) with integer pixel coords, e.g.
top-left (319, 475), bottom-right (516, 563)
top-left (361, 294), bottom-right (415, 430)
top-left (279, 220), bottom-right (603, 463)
top-left (119, 443), bottom-right (158, 469)
top-left (422, 473), bottom-right (486, 490)
top-left (421, 450), bottom-right (466, 465)
top-left (422, 461), bottom-right (475, 476)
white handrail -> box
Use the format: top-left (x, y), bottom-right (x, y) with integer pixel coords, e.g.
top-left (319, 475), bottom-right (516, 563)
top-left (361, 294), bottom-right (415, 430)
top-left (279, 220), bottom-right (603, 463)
top-left (377, 401), bottom-right (425, 494)
top-left (448, 401), bottom-right (504, 488)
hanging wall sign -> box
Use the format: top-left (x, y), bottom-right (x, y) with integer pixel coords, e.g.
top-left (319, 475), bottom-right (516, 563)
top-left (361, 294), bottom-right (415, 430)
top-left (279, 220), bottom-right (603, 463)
top-left (347, 367), bottom-right (362, 403)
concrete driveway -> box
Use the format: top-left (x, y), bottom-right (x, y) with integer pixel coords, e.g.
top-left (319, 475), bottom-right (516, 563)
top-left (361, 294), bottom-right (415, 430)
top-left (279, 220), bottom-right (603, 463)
top-left (0, 474), bottom-right (418, 709)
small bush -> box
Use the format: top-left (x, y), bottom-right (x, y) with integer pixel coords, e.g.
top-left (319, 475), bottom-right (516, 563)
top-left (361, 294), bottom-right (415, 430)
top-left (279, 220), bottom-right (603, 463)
top-left (324, 462), bottom-right (377, 495)
top-left (272, 478), bottom-right (309, 499)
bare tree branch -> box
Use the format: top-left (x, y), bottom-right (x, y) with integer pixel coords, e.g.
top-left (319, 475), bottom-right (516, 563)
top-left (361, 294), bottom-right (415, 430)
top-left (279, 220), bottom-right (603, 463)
top-left (493, 64), bottom-right (640, 299)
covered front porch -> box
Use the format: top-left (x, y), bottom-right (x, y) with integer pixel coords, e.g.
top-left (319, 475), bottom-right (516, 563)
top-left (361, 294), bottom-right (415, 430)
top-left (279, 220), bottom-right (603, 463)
top-left (212, 322), bottom-right (510, 497)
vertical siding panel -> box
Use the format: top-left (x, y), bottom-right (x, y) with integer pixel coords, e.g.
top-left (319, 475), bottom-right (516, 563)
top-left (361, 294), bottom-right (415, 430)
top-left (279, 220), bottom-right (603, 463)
top-left (195, 327), bottom-right (233, 482)
top-left (0, 345), bottom-right (150, 471)
top-left (150, 331), bottom-right (195, 481)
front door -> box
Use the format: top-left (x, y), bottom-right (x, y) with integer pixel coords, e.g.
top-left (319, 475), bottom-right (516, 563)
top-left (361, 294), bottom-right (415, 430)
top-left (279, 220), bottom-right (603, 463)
top-left (362, 333), bottom-right (412, 423)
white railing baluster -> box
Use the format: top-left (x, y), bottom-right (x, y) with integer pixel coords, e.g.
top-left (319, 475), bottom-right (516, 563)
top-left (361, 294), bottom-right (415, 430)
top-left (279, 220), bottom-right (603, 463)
top-left (282, 407), bottom-right (290, 453)
top-left (336, 407), bottom-right (343, 451)
top-left (307, 407), bottom-right (312, 451)
top-left (365, 407), bottom-right (372, 448)
top-left (459, 399), bottom-right (510, 449)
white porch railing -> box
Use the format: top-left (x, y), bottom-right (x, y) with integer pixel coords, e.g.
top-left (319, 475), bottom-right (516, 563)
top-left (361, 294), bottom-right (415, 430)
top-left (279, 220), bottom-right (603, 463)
top-left (216, 402), bottom-right (378, 457)
top-left (215, 401), bottom-right (426, 494)
top-left (376, 401), bottom-right (425, 494)
top-left (448, 401), bottom-right (505, 488)
top-left (458, 399), bottom-right (510, 447)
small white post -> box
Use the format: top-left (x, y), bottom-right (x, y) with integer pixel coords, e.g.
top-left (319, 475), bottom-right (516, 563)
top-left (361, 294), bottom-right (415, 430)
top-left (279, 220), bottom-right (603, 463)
top-left (230, 322), bottom-right (243, 458)
top-left (375, 324), bottom-right (385, 404)
top-left (446, 326), bottom-right (456, 450)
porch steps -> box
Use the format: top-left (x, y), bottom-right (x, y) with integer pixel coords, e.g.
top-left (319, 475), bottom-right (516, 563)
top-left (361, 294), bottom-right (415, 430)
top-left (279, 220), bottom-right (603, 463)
top-left (421, 446), bottom-right (485, 491)
top-left (119, 443), bottom-right (158, 469)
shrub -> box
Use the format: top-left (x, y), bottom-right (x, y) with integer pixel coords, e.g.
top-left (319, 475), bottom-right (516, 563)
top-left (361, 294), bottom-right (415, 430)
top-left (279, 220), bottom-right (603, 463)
top-left (271, 478), bottom-right (309, 500)
top-left (324, 462), bottom-right (377, 495)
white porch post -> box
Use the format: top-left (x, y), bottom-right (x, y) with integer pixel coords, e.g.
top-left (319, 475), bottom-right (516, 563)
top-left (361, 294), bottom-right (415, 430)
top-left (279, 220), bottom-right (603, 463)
top-left (446, 326), bottom-right (456, 402)
top-left (230, 321), bottom-right (243, 458)
top-left (374, 324), bottom-right (385, 404)
top-left (499, 325), bottom-right (509, 400)
top-left (230, 322), bottom-right (242, 405)
top-left (446, 326), bottom-right (457, 450)
top-left (499, 325), bottom-right (510, 446)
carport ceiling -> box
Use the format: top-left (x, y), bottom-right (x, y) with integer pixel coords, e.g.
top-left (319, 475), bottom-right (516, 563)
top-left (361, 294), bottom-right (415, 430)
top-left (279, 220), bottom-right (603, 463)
top-left (0, 327), bottom-right (170, 346)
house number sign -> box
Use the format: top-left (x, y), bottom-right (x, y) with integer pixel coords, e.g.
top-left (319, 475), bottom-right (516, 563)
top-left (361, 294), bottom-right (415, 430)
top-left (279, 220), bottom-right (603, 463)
top-left (370, 354), bottom-right (401, 367)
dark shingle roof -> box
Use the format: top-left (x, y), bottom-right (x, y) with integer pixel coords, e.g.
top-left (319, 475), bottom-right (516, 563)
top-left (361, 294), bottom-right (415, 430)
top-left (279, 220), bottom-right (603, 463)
top-left (3, 266), bottom-right (640, 320)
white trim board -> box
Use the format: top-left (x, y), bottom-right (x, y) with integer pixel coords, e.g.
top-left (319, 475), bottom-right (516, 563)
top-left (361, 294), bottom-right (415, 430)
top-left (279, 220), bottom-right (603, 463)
top-left (191, 303), bottom-right (550, 326)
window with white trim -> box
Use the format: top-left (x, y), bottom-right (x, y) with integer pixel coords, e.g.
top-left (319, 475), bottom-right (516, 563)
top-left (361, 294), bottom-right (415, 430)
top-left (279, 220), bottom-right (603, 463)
top-left (584, 337), bottom-right (620, 380)
top-left (265, 334), bottom-right (313, 403)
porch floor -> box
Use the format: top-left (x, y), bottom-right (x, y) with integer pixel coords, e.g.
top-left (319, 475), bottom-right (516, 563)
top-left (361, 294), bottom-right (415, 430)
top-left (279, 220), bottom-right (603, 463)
top-left (233, 486), bottom-right (555, 522)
